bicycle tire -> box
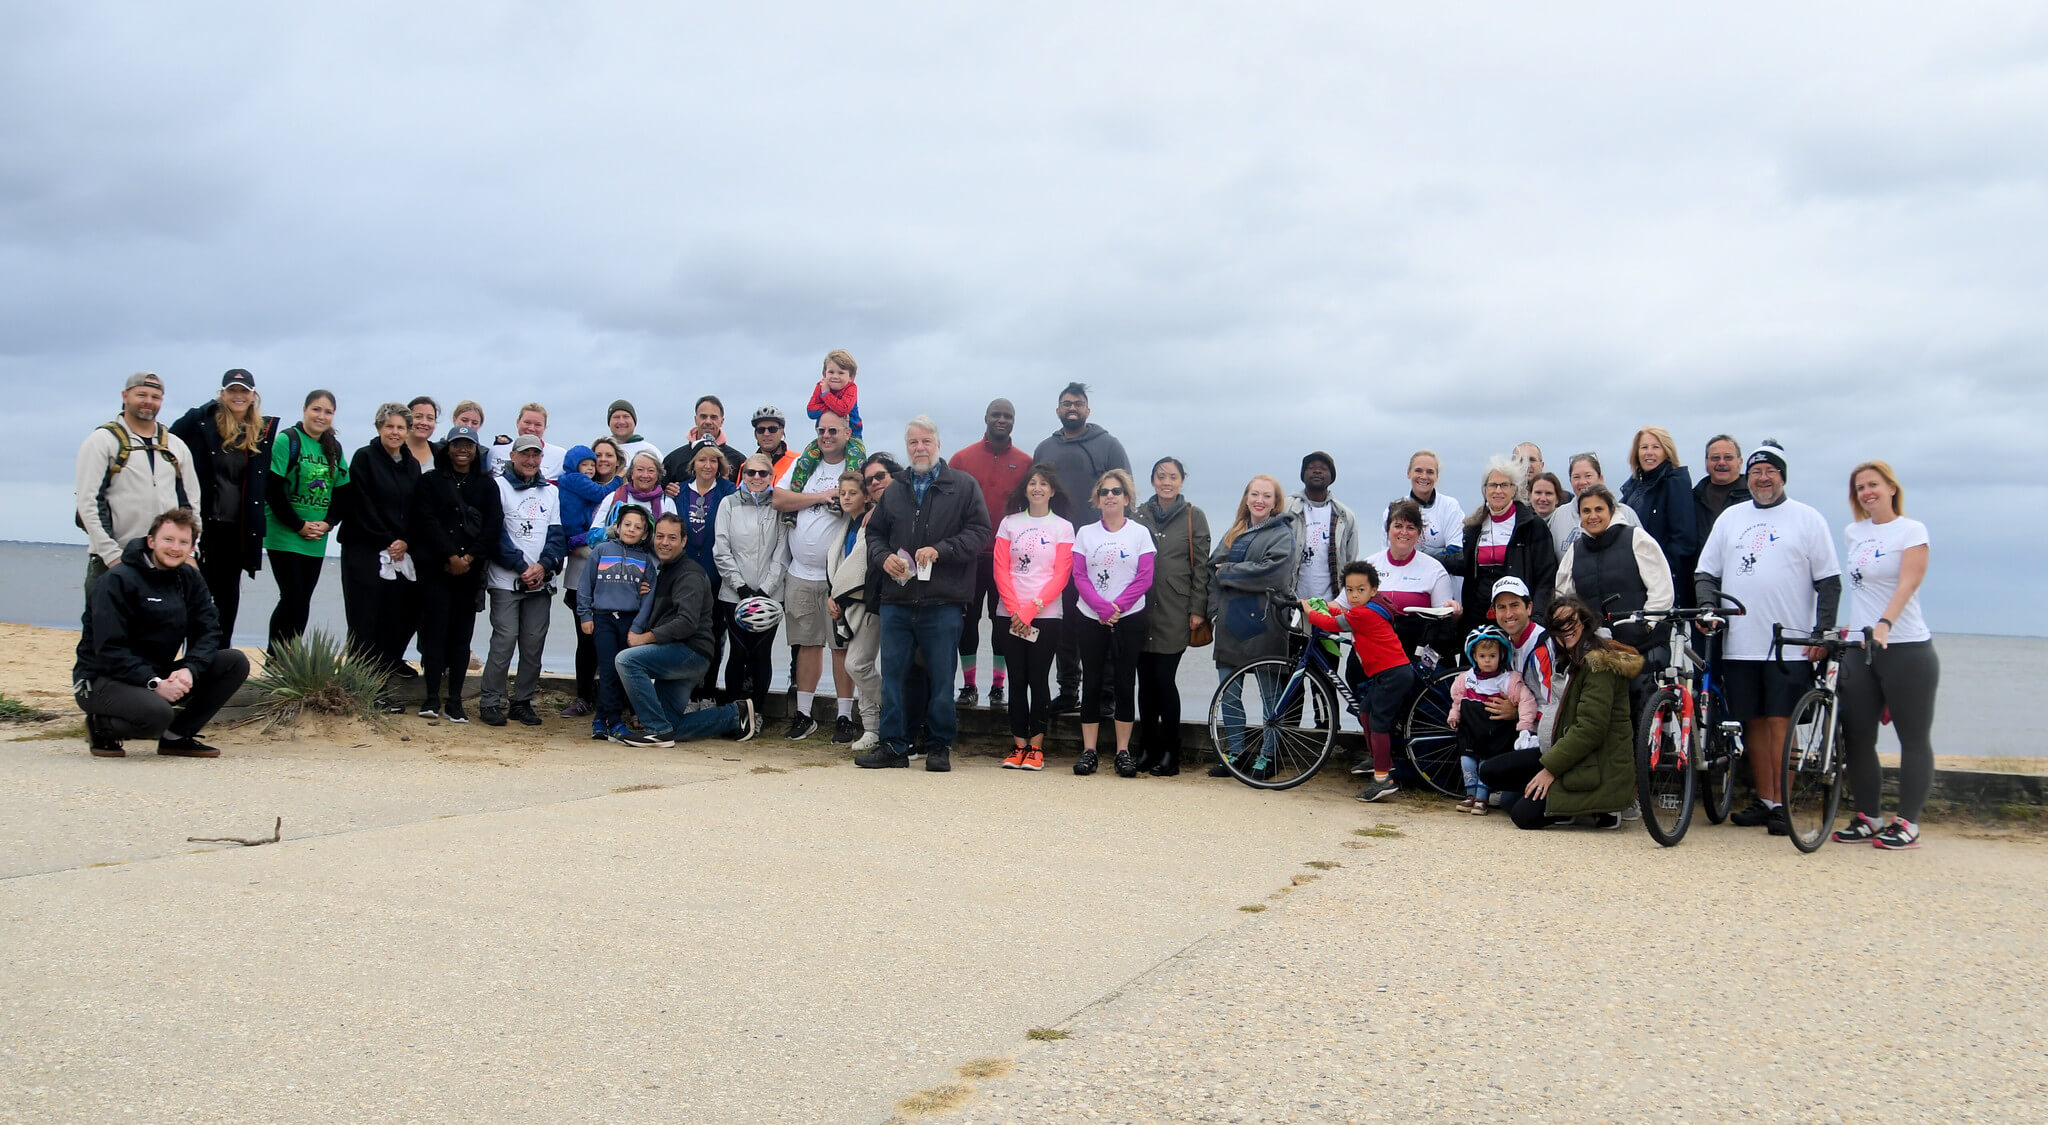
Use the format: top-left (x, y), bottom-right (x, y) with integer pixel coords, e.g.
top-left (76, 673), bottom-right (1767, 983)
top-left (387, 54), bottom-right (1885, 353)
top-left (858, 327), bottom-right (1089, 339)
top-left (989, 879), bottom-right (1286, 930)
top-left (1207, 660), bottom-right (1336, 791)
top-left (1781, 688), bottom-right (1843, 853)
top-left (1634, 689), bottom-right (1695, 847)
top-left (1699, 691), bottom-right (1740, 825)
top-left (1398, 668), bottom-right (1465, 798)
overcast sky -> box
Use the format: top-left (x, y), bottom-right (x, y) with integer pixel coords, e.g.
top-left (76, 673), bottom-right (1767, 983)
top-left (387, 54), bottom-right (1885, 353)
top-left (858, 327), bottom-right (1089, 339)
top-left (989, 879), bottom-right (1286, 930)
top-left (4, 3), bottom-right (2042, 633)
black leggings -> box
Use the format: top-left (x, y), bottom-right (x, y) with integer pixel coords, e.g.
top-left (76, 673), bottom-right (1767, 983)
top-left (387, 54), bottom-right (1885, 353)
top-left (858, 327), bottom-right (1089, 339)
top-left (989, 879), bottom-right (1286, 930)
top-left (197, 522), bottom-right (246, 646)
top-left (417, 572), bottom-right (481, 705)
top-left (267, 549), bottom-right (326, 652)
top-left (340, 542), bottom-right (421, 676)
top-left (1076, 611), bottom-right (1147, 725)
top-left (1840, 640), bottom-right (1940, 823)
top-left (565, 589), bottom-right (598, 704)
top-left (996, 616), bottom-right (1060, 739)
top-left (1478, 749), bottom-right (1571, 829)
top-left (724, 602), bottom-right (778, 706)
top-left (1137, 649), bottom-right (1185, 754)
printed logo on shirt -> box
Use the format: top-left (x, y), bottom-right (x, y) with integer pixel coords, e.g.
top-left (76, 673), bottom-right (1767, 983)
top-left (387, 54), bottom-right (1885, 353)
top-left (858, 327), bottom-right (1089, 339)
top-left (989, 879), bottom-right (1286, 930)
top-left (1737, 551), bottom-right (1758, 576)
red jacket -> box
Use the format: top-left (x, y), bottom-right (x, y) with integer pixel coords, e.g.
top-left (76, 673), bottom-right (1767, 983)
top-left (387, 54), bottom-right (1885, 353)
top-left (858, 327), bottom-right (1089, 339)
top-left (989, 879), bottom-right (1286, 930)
top-left (948, 439), bottom-right (1035, 551)
top-left (1305, 594), bottom-right (1408, 677)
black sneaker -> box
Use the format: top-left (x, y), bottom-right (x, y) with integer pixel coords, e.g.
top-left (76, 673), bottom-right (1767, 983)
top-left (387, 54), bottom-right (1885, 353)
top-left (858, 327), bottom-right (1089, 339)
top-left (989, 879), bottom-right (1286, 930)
top-left (480, 706), bottom-right (507, 727)
top-left (785, 713), bottom-right (819, 741)
top-left (1074, 749), bottom-right (1099, 776)
top-left (1766, 806), bottom-right (1791, 836)
top-left (445, 700), bottom-right (469, 724)
top-left (1588, 812), bottom-right (1623, 830)
top-left (508, 700), bottom-right (542, 727)
top-left (418, 699), bottom-right (441, 719)
top-left (87, 716), bottom-right (125, 758)
top-left (1050, 693), bottom-right (1079, 716)
top-left (1832, 813), bottom-right (1882, 843)
top-left (925, 747), bottom-right (951, 772)
top-left (1208, 760), bottom-right (1235, 778)
top-left (1872, 819), bottom-right (1921, 850)
top-left (156, 736), bottom-right (221, 758)
top-left (619, 729), bottom-right (674, 748)
top-left (855, 746), bottom-right (910, 768)
top-left (378, 696), bottom-right (405, 714)
top-left (956, 684), bottom-right (978, 708)
top-left (1354, 778), bottom-right (1401, 803)
top-left (390, 664), bottom-right (419, 680)
top-left (987, 684), bottom-right (1006, 708)
top-left (1729, 799), bottom-right (1774, 827)
top-left (734, 699), bottom-right (761, 742)
top-left (1348, 757), bottom-right (1373, 777)
top-left (831, 715), bottom-right (859, 744)
top-left (1114, 750), bottom-right (1138, 778)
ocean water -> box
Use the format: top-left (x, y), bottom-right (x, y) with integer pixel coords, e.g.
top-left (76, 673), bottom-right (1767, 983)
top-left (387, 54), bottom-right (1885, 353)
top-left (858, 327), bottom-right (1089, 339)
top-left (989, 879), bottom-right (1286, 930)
top-left (8, 540), bottom-right (2038, 756)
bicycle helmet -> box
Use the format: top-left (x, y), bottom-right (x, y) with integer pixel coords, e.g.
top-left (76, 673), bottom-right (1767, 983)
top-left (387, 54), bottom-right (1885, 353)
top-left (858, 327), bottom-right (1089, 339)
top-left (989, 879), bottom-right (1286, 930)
top-left (750, 405), bottom-right (786, 428)
top-left (1463, 624), bottom-right (1512, 667)
top-left (734, 595), bottom-right (784, 634)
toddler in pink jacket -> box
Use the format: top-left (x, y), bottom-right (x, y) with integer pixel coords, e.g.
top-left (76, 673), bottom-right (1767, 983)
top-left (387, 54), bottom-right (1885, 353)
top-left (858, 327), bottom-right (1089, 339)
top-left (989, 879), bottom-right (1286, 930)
top-left (1448, 626), bottom-right (1538, 813)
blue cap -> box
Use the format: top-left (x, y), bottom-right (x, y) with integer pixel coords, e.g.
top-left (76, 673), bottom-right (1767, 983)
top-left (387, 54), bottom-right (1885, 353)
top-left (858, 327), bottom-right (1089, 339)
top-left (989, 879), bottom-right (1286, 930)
top-left (445, 424), bottom-right (480, 447)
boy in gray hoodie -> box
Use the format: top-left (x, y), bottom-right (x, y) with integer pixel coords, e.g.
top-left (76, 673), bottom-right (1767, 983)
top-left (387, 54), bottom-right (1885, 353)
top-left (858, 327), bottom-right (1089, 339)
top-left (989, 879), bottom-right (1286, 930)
top-left (578, 507), bottom-right (660, 742)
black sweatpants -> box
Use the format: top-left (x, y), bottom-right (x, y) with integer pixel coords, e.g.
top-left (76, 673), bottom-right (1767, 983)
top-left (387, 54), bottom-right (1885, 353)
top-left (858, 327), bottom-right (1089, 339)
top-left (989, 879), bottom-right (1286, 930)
top-left (1478, 748), bottom-right (1572, 829)
top-left (340, 542), bottom-right (420, 676)
top-left (1840, 640), bottom-right (1941, 823)
top-left (724, 602), bottom-right (779, 707)
top-left (417, 571), bottom-right (481, 706)
top-left (197, 522), bottom-right (247, 646)
top-left (1075, 611), bottom-right (1147, 725)
top-left (1137, 649), bottom-right (1186, 756)
top-left (267, 549), bottom-right (326, 652)
top-left (996, 615), bottom-right (1060, 739)
top-left (75, 649), bottom-right (251, 742)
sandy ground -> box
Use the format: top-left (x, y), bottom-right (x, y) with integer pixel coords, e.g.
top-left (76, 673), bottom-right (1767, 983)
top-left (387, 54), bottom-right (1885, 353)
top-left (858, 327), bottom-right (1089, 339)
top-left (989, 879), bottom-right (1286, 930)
top-left (4, 622), bottom-right (2047, 1122)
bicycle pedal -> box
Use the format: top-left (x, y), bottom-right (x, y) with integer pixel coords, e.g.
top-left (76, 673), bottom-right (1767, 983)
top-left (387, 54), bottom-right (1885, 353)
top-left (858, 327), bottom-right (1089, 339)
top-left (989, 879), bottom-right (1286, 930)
top-left (1656, 793), bottom-right (1685, 811)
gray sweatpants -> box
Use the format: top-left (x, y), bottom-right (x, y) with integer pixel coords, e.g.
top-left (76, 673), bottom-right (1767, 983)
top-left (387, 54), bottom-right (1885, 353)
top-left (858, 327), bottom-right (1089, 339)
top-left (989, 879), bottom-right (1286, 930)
top-left (1839, 640), bottom-right (1940, 823)
top-left (482, 588), bottom-right (551, 709)
top-left (843, 616), bottom-right (883, 732)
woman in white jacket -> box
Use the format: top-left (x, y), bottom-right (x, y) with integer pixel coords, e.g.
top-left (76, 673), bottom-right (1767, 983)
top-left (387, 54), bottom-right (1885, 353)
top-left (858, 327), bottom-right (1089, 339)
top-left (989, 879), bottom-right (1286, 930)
top-left (713, 453), bottom-right (790, 712)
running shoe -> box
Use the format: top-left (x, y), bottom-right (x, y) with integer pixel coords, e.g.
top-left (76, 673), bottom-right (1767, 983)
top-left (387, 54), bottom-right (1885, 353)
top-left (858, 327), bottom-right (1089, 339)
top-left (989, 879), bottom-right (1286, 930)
top-left (956, 684), bottom-right (978, 708)
top-left (1021, 749), bottom-right (1045, 771)
top-left (1729, 799), bottom-right (1775, 827)
top-left (1872, 818), bottom-right (1921, 850)
top-left (1832, 813), bottom-right (1882, 843)
top-left (1354, 778), bottom-right (1400, 803)
top-left (1073, 749), bottom-right (1099, 776)
top-left (1002, 746), bottom-right (1028, 769)
top-left (785, 713), bottom-right (819, 741)
top-left (987, 684), bottom-right (1006, 708)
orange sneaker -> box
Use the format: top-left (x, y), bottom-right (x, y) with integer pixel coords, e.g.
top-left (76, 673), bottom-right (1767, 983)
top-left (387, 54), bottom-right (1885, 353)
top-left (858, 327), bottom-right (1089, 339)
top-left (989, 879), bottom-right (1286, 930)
top-left (1021, 749), bottom-right (1045, 771)
top-left (1002, 746), bottom-right (1027, 769)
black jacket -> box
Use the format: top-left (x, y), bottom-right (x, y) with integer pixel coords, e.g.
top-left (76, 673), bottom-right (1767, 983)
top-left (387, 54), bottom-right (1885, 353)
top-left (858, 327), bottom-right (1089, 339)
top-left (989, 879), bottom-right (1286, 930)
top-left (167, 403), bottom-right (276, 575)
top-left (408, 448), bottom-right (510, 583)
top-left (73, 537), bottom-right (221, 687)
top-left (1620, 461), bottom-right (1698, 568)
top-left (663, 439), bottom-right (746, 486)
top-left (1692, 476), bottom-right (1751, 540)
top-left (1457, 501), bottom-right (1559, 626)
top-left (640, 553), bottom-right (718, 659)
top-left (864, 459), bottom-right (991, 607)
top-left (337, 441), bottom-right (423, 548)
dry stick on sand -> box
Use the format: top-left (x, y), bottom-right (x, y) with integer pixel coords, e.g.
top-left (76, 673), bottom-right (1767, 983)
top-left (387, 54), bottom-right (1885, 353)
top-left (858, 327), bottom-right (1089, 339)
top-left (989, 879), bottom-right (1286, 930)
top-left (188, 817), bottom-right (282, 847)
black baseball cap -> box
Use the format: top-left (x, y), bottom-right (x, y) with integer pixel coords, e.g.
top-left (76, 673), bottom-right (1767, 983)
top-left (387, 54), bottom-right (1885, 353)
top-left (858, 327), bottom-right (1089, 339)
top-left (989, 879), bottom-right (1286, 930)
top-left (222, 369), bottom-right (256, 390)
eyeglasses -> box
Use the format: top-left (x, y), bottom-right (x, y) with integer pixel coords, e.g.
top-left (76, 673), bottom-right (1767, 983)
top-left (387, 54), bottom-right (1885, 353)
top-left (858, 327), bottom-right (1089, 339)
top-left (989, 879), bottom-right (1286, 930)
top-left (1485, 481), bottom-right (1515, 490)
top-left (754, 424), bottom-right (782, 434)
top-left (1096, 486), bottom-right (1124, 497)
top-left (742, 469), bottom-right (772, 478)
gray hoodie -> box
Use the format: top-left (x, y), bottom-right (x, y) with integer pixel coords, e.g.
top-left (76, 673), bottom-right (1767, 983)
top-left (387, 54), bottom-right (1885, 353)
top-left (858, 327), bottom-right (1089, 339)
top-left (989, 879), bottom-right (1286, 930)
top-left (1030, 423), bottom-right (1130, 519)
top-left (712, 485), bottom-right (790, 603)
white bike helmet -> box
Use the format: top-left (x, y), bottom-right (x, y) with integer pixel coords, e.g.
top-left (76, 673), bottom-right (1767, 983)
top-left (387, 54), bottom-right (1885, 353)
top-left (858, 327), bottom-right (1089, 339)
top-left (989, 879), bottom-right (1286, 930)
top-left (735, 596), bottom-right (784, 634)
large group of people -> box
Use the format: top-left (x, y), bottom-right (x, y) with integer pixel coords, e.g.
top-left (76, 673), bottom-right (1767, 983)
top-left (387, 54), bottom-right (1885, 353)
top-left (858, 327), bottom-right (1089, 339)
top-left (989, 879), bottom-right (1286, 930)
top-left (69, 361), bottom-right (1938, 852)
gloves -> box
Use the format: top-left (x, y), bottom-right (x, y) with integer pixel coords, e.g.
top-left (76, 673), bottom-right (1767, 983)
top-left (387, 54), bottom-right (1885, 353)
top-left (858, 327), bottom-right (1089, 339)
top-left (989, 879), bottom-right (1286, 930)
top-left (1514, 730), bottom-right (1539, 751)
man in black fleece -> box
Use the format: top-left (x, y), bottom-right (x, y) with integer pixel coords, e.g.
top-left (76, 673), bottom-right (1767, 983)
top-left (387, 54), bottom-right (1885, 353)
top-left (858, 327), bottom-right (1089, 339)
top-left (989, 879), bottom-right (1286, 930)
top-left (856, 416), bottom-right (990, 772)
top-left (73, 509), bottom-right (251, 758)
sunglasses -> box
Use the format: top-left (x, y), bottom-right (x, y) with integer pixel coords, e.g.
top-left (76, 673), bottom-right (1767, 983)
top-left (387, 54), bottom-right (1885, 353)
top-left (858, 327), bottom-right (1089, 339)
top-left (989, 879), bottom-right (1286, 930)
top-left (742, 468), bottom-right (772, 478)
top-left (754, 424), bottom-right (782, 433)
top-left (1096, 486), bottom-right (1125, 497)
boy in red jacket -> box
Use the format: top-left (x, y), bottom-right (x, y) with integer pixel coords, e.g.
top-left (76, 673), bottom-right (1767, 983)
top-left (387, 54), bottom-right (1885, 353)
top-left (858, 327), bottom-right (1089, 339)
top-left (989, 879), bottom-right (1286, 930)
top-left (1302, 560), bottom-right (1416, 803)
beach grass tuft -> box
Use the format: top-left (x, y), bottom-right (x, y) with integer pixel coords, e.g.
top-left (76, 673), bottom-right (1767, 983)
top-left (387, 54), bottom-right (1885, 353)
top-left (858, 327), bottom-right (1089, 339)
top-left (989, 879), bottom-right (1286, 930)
top-left (956, 1056), bottom-right (1013, 1079)
top-left (249, 631), bottom-right (387, 727)
top-left (1025, 1027), bottom-right (1070, 1041)
top-left (895, 1082), bottom-right (973, 1117)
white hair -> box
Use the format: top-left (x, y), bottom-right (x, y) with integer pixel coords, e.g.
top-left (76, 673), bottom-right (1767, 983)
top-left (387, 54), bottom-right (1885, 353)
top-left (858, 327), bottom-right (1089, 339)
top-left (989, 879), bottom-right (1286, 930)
top-left (905, 414), bottom-right (940, 439)
top-left (630, 450), bottom-right (664, 475)
top-left (1481, 453), bottom-right (1526, 492)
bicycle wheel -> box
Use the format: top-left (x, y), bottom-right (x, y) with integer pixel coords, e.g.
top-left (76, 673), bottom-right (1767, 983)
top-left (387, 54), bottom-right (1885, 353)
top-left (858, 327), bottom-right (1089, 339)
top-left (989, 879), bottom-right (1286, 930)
top-left (1634, 689), bottom-right (1695, 847)
top-left (1699, 694), bottom-right (1740, 825)
top-left (1398, 668), bottom-right (1465, 797)
top-left (1207, 660), bottom-right (1336, 791)
top-left (1781, 689), bottom-right (1843, 853)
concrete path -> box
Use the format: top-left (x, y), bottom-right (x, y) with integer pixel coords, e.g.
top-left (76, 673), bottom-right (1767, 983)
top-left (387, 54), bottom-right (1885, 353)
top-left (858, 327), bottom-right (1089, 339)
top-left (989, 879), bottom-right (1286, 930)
top-left (2, 724), bottom-right (2042, 1123)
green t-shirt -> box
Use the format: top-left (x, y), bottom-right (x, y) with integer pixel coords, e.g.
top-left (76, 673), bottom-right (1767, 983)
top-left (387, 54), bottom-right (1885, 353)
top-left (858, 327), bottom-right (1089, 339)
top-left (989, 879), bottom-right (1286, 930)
top-left (264, 426), bottom-right (350, 556)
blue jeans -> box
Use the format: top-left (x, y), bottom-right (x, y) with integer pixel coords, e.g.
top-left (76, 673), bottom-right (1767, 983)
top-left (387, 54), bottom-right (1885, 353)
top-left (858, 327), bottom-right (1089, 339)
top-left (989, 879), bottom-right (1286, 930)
top-left (879, 602), bottom-right (964, 753)
top-left (614, 642), bottom-right (740, 741)
top-left (1460, 755), bottom-right (1487, 802)
top-left (1215, 663), bottom-right (1287, 761)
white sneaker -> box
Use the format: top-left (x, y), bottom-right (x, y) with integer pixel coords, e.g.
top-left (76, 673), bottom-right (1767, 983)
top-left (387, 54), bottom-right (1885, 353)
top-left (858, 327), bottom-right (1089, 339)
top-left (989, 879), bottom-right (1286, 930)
top-left (850, 731), bottom-right (880, 752)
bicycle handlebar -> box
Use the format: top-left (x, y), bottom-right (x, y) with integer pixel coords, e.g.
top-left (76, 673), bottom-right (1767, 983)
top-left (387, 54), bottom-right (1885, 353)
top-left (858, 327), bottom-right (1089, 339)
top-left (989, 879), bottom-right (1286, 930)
top-left (1769, 624), bottom-right (1875, 665)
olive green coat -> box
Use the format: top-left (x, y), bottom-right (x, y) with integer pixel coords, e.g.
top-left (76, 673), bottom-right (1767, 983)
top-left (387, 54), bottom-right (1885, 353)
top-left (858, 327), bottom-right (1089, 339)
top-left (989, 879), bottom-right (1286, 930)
top-left (1537, 646), bottom-right (1643, 817)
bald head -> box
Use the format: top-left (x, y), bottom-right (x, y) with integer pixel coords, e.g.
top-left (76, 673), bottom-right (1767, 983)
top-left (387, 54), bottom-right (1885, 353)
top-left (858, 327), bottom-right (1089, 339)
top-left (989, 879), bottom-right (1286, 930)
top-left (984, 398), bottom-right (1015, 445)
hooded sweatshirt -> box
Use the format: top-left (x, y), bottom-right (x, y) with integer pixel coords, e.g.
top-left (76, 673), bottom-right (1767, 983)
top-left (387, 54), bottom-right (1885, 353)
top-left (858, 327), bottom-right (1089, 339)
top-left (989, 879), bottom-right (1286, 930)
top-left (76, 419), bottom-right (204, 568)
top-left (73, 536), bottom-right (221, 686)
top-left (1030, 423), bottom-right (1131, 521)
top-left (577, 538), bottom-right (659, 618)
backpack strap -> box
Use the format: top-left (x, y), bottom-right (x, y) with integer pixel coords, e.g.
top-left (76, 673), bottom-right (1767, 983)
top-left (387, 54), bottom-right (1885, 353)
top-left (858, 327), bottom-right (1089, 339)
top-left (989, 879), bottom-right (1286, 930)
top-left (1365, 600), bottom-right (1397, 625)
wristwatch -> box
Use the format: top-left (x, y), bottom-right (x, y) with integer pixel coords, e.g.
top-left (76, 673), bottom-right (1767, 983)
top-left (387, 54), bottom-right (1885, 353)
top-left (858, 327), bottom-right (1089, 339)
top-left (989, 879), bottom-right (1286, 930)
top-left (146, 677), bottom-right (163, 692)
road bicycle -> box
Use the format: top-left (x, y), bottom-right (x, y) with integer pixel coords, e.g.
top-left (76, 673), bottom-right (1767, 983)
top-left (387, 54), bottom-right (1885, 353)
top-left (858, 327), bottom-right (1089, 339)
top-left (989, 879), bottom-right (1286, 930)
top-left (1771, 623), bottom-right (1872, 853)
top-left (1206, 605), bottom-right (1463, 792)
top-left (1610, 595), bottom-right (1748, 847)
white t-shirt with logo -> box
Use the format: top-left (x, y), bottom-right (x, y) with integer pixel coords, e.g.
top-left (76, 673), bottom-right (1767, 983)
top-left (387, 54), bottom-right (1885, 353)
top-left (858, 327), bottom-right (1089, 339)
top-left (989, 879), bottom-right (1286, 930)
top-left (1366, 549), bottom-right (1454, 614)
top-left (1297, 501), bottom-right (1334, 600)
top-left (996, 511), bottom-right (1076, 620)
top-left (1073, 519), bottom-right (1156, 622)
top-left (1696, 497), bottom-right (1842, 660)
top-left (778, 457), bottom-right (849, 582)
top-left (1844, 517), bottom-right (1931, 643)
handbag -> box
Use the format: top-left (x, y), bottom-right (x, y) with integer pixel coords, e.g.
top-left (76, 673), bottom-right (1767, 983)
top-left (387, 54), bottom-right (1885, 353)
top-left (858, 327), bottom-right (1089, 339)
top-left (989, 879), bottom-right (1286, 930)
top-left (1185, 510), bottom-right (1214, 648)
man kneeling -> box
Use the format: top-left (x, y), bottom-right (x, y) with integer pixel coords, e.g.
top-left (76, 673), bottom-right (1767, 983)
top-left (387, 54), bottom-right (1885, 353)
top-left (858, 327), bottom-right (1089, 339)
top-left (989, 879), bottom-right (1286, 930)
top-left (614, 513), bottom-right (763, 747)
top-left (74, 508), bottom-right (251, 758)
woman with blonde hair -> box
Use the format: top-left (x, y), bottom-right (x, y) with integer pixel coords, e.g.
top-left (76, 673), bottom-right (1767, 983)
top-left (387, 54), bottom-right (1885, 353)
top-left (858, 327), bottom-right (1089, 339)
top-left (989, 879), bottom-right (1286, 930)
top-left (1206, 474), bottom-right (1300, 777)
top-left (1620, 426), bottom-right (1699, 598)
top-left (169, 369), bottom-right (277, 645)
top-left (1832, 461), bottom-right (1939, 851)
top-left (1069, 468), bottom-right (1154, 777)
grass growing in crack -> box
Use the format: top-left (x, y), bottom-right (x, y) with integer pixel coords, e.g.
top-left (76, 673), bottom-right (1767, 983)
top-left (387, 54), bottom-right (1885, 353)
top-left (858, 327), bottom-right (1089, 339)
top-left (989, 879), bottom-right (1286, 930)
top-left (0, 695), bottom-right (57, 722)
top-left (611, 784), bottom-right (665, 793)
top-left (1239, 904), bottom-right (1267, 912)
top-left (1291, 873), bottom-right (1321, 885)
top-left (14, 721), bottom-right (87, 742)
top-left (1354, 823), bottom-right (1404, 838)
top-left (796, 760), bottom-right (836, 768)
top-left (1304, 860), bottom-right (1343, 869)
top-left (956, 1057), bottom-right (1013, 1079)
top-left (1340, 840), bottom-right (1373, 849)
top-left (749, 765), bottom-right (788, 774)
top-left (1025, 1027), bottom-right (1070, 1041)
top-left (895, 1083), bottom-right (973, 1117)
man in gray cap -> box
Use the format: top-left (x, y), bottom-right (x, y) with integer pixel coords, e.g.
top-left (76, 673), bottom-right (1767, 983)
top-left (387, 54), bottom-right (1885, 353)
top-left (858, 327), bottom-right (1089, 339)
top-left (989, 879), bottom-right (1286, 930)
top-left (481, 433), bottom-right (567, 727)
top-left (74, 371), bottom-right (201, 600)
